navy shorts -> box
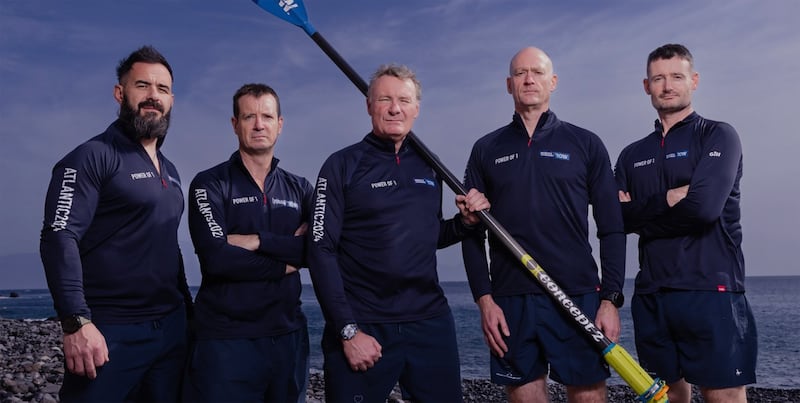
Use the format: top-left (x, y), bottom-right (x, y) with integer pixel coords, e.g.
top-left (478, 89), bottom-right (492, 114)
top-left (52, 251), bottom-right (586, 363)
top-left (60, 305), bottom-right (188, 403)
top-left (321, 312), bottom-right (462, 403)
top-left (184, 327), bottom-right (309, 403)
top-left (632, 291), bottom-right (757, 388)
top-left (490, 293), bottom-right (609, 387)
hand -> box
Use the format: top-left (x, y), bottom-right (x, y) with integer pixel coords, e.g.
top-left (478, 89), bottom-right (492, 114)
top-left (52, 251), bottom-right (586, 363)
top-left (285, 264), bottom-right (299, 274)
top-left (227, 234), bottom-right (260, 251)
top-left (456, 188), bottom-right (491, 226)
top-left (294, 222), bottom-right (308, 236)
top-left (477, 295), bottom-right (510, 357)
top-left (666, 185), bottom-right (689, 207)
top-left (342, 331), bottom-right (382, 372)
top-left (62, 323), bottom-right (109, 379)
top-left (595, 300), bottom-right (621, 343)
top-left (618, 190), bottom-right (631, 203)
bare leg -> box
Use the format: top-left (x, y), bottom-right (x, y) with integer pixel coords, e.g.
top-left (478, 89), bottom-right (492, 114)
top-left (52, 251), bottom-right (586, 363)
top-left (507, 376), bottom-right (549, 403)
top-left (701, 385), bottom-right (747, 403)
top-left (566, 381), bottom-right (606, 403)
top-left (667, 378), bottom-right (692, 403)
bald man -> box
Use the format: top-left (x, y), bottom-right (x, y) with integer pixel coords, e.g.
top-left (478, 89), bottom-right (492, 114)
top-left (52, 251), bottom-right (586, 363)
top-left (461, 47), bottom-right (625, 402)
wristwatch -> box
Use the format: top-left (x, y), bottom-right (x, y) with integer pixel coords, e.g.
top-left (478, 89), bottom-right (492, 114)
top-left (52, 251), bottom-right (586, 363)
top-left (60, 315), bottom-right (92, 334)
top-left (601, 291), bottom-right (624, 308)
top-left (340, 323), bottom-right (358, 340)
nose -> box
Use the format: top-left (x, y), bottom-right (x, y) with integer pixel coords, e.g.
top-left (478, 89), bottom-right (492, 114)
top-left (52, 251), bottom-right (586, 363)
top-left (387, 100), bottom-right (401, 114)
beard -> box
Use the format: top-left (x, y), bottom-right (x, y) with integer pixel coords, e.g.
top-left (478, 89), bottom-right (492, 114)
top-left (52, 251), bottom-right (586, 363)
top-left (118, 94), bottom-right (171, 141)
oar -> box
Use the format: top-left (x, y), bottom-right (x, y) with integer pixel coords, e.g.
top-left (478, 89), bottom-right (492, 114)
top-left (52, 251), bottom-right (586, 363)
top-left (250, 1), bottom-right (669, 401)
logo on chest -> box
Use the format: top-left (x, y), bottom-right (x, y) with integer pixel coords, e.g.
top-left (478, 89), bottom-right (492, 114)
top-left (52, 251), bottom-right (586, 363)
top-left (371, 180), bottom-right (398, 189)
top-left (665, 150), bottom-right (689, 160)
top-left (232, 196), bottom-right (259, 205)
top-left (130, 171), bottom-right (156, 180)
top-left (539, 150), bottom-right (570, 160)
top-left (494, 153), bottom-right (519, 165)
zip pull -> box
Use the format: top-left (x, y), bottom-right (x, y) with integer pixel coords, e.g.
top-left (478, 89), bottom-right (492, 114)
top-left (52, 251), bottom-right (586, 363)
top-left (528, 137), bottom-right (533, 147)
top-left (263, 193), bottom-right (268, 206)
top-left (395, 154), bottom-right (400, 165)
top-left (161, 177), bottom-right (167, 188)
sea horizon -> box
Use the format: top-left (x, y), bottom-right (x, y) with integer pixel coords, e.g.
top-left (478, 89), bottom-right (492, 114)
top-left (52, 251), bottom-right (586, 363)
top-left (1, 276), bottom-right (798, 389)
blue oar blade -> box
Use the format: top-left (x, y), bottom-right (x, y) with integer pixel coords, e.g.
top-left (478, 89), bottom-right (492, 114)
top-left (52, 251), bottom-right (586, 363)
top-left (251, 0), bottom-right (316, 35)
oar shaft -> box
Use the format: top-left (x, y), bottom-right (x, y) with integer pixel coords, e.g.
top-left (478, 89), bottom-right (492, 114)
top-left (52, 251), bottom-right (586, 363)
top-left (259, 5), bottom-right (669, 400)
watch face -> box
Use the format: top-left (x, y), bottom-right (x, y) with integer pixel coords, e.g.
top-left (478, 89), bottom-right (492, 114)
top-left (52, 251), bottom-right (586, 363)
top-left (61, 315), bottom-right (90, 334)
top-left (341, 324), bottom-right (358, 340)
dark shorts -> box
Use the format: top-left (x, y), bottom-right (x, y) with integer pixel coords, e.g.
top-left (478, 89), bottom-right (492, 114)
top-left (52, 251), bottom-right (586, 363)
top-left (184, 327), bottom-right (309, 403)
top-left (60, 305), bottom-right (188, 403)
top-left (321, 312), bottom-right (462, 403)
top-left (632, 291), bottom-right (757, 388)
top-left (490, 293), bottom-right (609, 386)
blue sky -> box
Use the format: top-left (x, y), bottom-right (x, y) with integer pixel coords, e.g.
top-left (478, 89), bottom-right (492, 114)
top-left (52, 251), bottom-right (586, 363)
top-left (1, 0), bottom-right (798, 288)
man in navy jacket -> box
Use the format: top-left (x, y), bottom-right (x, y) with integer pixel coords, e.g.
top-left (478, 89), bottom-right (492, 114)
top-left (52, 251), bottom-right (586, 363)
top-left (462, 47), bottom-right (626, 403)
top-left (185, 84), bottom-right (312, 402)
top-left (40, 45), bottom-right (192, 402)
top-left (308, 64), bottom-right (489, 403)
top-left (615, 43), bottom-right (756, 403)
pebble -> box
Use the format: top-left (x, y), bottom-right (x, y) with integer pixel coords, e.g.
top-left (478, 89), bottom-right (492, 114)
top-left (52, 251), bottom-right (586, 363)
top-left (1, 319), bottom-right (797, 402)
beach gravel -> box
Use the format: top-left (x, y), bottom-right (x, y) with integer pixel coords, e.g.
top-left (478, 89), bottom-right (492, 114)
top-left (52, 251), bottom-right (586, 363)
top-left (1, 319), bottom-right (797, 402)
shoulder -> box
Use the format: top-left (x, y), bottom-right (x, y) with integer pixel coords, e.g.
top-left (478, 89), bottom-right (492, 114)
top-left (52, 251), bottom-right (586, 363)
top-left (190, 159), bottom-right (232, 188)
top-left (275, 167), bottom-right (313, 191)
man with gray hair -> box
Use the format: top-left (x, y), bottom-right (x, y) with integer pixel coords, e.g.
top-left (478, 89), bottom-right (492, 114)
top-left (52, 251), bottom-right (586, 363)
top-left (308, 63), bottom-right (490, 402)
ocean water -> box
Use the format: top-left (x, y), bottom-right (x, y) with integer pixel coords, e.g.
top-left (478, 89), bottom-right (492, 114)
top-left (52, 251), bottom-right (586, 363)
top-left (1, 276), bottom-right (798, 389)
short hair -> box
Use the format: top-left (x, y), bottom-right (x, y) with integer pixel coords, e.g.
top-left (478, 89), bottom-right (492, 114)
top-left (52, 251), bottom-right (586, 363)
top-left (647, 44), bottom-right (694, 73)
top-left (368, 64), bottom-right (422, 101)
top-left (232, 83), bottom-right (281, 118)
top-left (116, 45), bottom-right (173, 83)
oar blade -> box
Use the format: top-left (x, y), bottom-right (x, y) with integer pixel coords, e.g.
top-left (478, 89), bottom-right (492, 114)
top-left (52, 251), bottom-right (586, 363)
top-left (251, 0), bottom-right (316, 35)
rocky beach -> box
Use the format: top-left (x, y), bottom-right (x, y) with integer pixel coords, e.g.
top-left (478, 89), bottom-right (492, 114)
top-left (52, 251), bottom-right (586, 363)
top-left (1, 318), bottom-right (797, 402)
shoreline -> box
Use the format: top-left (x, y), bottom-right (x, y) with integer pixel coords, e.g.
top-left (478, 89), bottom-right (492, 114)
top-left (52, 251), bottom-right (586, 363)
top-left (2, 319), bottom-right (797, 402)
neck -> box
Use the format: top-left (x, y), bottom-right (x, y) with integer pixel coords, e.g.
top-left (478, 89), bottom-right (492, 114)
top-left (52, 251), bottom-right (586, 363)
top-left (658, 107), bottom-right (694, 136)
top-left (140, 138), bottom-right (160, 173)
top-left (240, 150), bottom-right (274, 190)
top-left (516, 106), bottom-right (547, 137)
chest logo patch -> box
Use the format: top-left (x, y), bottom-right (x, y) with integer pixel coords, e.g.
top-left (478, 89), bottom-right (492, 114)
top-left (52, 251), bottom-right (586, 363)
top-left (494, 153), bottom-right (519, 165)
top-left (413, 178), bottom-right (436, 187)
top-left (665, 150), bottom-right (689, 160)
top-left (539, 150), bottom-right (570, 161)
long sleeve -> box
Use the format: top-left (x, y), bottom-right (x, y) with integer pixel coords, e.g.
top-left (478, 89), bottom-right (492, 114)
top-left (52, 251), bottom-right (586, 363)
top-left (39, 146), bottom-right (104, 319)
top-left (307, 158), bottom-right (354, 332)
top-left (460, 143), bottom-right (493, 301)
top-left (188, 173), bottom-right (287, 282)
top-left (637, 123), bottom-right (742, 239)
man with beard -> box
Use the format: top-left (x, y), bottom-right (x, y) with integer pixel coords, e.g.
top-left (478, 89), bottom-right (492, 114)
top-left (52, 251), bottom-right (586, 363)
top-left (615, 43), bottom-right (756, 403)
top-left (40, 45), bottom-right (192, 402)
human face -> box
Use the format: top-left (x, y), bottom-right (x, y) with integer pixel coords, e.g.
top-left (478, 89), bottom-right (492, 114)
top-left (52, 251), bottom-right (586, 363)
top-left (506, 47), bottom-right (557, 112)
top-left (232, 93), bottom-right (283, 155)
top-left (114, 62), bottom-right (174, 125)
top-left (367, 75), bottom-right (420, 149)
top-left (644, 57), bottom-right (698, 115)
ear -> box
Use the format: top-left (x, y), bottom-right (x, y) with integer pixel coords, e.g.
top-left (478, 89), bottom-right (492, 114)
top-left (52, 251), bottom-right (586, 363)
top-left (276, 116), bottom-right (284, 136)
top-left (642, 78), bottom-right (651, 95)
top-left (506, 77), bottom-right (513, 94)
top-left (691, 71), bottom-right (699, 90)
top-left (230, 116), bottom-right (237, 133)
top-left (113, 84), bottom-right (123, 104)
top-left (550, 73), bottom-right (558, 92)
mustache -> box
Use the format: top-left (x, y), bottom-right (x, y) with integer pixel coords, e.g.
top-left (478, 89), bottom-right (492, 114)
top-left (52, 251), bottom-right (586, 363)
top-left (138, 99), bottom-right (164, 113)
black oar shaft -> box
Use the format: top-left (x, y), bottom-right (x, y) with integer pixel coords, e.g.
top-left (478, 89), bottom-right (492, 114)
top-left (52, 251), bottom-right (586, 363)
top-left (309, 30), bottom-right (615, 351)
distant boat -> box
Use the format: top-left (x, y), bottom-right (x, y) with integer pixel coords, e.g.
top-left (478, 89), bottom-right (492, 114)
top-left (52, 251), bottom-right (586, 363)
top-left (9, 292), bottom-right (19, 298)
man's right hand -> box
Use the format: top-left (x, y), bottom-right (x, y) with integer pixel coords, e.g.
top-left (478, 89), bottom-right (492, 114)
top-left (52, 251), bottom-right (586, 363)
top-left (477, 294), bottom-right (510, 357)
top-left (667, 184), bottom-right (689, 207)
top-left (342, 331), bottom-right (382, 372)
top-left (63, 323), bottom-right (109, 379)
